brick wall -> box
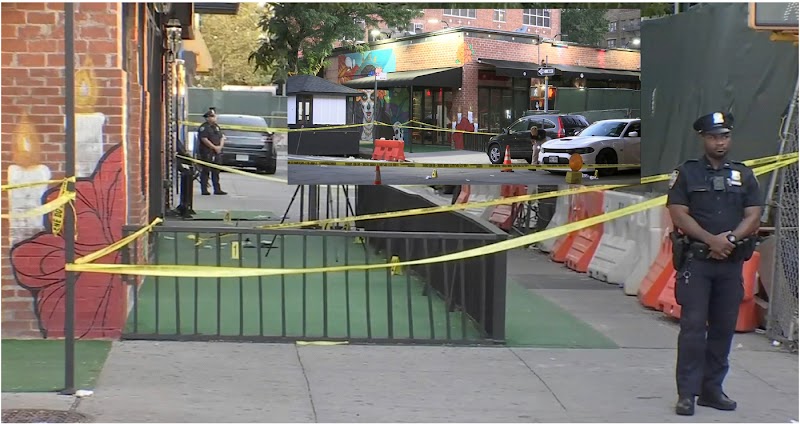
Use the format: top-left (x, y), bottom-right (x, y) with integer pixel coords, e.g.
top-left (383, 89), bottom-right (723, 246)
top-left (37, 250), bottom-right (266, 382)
top-left (1, 2), bottom-right (148, 338)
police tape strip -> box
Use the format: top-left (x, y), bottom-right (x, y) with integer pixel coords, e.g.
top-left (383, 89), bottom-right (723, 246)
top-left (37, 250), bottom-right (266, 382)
top-left (63, 156), bottom-right (798, 279)
top-left (1, 191), bottom-right (76, 219)
top-left (189, 184), bottom-right (628, 246)
top-left (182, 119), bottom-right (502, 137)
top-left (1, 176), bottom-right (76, 192)
top-left (287, 159), bottom-right (640, 170)
top-left (177, 155), bottom-right (288, 184)
top-left (74, 217), bottom-right (163, 265)
top-left (639, 152), bottom-right (799, 185)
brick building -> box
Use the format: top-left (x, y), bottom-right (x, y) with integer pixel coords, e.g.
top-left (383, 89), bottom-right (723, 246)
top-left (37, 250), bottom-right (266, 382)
top-left (326, 10), bottom-right (640, 146)
top-left (390, 8), bottom-right (561, 40)
top-left (604, 9), bottom-right (642, 49)
top-left (1, 2), bottom-right (220, 339)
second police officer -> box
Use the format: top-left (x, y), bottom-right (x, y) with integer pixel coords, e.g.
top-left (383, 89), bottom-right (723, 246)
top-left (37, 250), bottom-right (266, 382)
top-left (666, 111), bottom-right (762, 416)
top-left (197, 107), bottom-right (227, 196)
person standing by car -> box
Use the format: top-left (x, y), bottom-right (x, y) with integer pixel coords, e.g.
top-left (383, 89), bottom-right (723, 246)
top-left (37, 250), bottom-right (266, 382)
top-left (198, 108), bottom-right (227, 195)
top-left (529, 123), bottom-right (549, 170)
top-left (666, 111), bottom-right (762, 416)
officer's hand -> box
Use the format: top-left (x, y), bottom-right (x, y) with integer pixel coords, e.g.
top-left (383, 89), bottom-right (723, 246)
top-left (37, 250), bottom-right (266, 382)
top-left (708, 232), bottom-right (735, 257)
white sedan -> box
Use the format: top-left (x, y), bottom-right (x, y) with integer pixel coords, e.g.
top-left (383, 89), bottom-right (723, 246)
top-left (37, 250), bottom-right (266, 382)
top-left (537, 118), bottom-right (641, 176)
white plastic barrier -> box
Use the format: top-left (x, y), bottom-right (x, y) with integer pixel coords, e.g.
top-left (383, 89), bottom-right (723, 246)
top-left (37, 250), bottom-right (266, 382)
top-left (537, 192), bottom-right (572, 253)
top-left (586, 191), bottom-right (663, 291)
top-left (465, 185), bottom-right (502, 220)
top-left (624, 207), bottom-right (670, 295)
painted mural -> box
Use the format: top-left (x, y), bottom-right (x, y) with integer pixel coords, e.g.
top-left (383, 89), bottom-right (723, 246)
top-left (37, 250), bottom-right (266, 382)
top-left (7, 115), bottom-right (52, 245)
top-left (337, 48), bottom-right (397, 84)
top-left (8, 58), bottom-right (127, 339)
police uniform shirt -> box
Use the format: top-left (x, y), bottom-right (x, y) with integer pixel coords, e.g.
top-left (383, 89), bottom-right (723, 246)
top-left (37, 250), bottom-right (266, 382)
top-left (666, 156), bottom-right (762, 236)
top-left (198, 122), bottom-right (223, 154)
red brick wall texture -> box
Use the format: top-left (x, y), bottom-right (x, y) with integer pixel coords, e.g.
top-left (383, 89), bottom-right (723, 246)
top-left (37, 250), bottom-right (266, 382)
top-left (1, 2), bottom-right (149, 339)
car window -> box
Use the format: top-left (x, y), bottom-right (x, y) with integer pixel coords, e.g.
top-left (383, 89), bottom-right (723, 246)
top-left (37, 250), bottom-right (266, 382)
top-left (579, 121), bottom-right (629, 137)
top-left (541, 119), bottom-right (556, 129)
top-left (217, 115), bottom-right (269, 129)
top-left (509, 118), bottom-right (531, 133)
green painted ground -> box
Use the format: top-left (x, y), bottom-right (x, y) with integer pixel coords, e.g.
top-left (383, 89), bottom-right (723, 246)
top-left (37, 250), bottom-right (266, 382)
top-left (190, 209), bottom-right (277, 221)
top-left (504, 279), bottom-right (618, 348)
top-left (1, 340), bottom-right (111, 392)
top-left (127, 233), bottom-right (481, 340)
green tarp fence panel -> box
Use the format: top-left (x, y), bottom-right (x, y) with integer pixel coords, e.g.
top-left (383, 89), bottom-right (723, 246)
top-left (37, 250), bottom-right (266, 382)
top-left (641, 3), bottom-right (798, 177)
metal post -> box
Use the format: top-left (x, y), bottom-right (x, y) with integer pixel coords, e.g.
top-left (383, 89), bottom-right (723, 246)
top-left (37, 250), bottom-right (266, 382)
top-left (308, 185), bottom-right (319, 221)
top-left (543, 56), bottom-right (549, 112)
top-left (762, 80), bottom-right (799, 222)
top-left (61, 2), bottom-right (77, 396)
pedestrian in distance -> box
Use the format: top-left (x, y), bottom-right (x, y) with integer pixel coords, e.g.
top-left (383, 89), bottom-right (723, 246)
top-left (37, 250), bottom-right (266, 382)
top-left (198, 107), bottom-right (228, 196)
top-left (529, 123), bottom-right (549, 170)
top-left (666, 111), bottom-right (762, 416)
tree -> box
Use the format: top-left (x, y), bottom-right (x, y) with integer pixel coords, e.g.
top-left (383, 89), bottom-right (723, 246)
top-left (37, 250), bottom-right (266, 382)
top-left (559, 8), bottom-right (610, 47)
top-left (198, 3), bottom-right (274, 88)
top-left (250, 3), bottom-right (423, 82)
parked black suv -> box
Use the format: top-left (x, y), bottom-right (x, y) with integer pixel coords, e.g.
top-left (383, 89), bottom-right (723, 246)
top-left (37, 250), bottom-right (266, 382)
top-left (486, 114), bottom-right (589, 164)
top-left (216, 114), bottom-right (277, 174)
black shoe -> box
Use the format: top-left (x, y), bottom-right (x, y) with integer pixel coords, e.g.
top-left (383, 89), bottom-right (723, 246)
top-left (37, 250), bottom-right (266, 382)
top-left (675, 397), bottom-right (695, 416)
top-left (697, 393), bottom-right (737, 411)
top-left (201, 192), bottom-right (211, 196)
top-left (214, 191), bottom-right (228, 195)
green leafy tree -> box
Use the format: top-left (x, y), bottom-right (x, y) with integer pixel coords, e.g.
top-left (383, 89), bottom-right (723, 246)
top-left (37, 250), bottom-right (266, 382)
top-left (199, 3), bottom-right (274, 88)
top-left (559, 8), bottom-right (610, 47)
top-left (250, 3), bottom-right (423, 82)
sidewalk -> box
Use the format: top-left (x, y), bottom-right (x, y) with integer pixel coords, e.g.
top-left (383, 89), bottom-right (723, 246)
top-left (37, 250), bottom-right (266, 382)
top-left (4, 249), bottom-right (797, 423)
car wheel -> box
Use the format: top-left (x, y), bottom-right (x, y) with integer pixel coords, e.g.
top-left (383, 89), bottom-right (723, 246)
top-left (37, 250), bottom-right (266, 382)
top-left (488, 144), bottom-right (503, 165)
top-left (595, 149), bottom-right (618, 177)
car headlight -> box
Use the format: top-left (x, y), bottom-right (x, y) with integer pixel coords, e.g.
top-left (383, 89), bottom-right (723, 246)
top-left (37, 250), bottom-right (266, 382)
top-left (572, 147), bottom-right (595, 154)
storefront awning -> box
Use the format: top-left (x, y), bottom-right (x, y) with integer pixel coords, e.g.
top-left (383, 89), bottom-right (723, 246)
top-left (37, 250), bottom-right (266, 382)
top-left (477, 58), bottom-right (640, 82)
top-left (343, 67), bottom-right (463, 89)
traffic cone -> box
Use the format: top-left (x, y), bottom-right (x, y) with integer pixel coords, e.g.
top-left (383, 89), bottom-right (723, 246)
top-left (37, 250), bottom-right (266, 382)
top-left (501, 145), bottom-right (514, 172)
top-left (374, 165), bottom-right (382, 185)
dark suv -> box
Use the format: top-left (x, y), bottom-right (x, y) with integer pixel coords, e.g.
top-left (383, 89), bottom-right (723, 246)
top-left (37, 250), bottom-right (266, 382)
top-left (486, 114), bottom-right (589, 164)
top-left (216, 114), bottom-right (277, 174)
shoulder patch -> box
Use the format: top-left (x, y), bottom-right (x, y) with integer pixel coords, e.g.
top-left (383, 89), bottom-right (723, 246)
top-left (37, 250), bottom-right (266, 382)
top-left (668, 169), bottom-right (680, 189)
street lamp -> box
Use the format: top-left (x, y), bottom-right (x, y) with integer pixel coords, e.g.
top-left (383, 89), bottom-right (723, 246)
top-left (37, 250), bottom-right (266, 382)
top-left (632, 37), bottom-right (641, 46)
top-left (164, 18), bottom-right (182, 211)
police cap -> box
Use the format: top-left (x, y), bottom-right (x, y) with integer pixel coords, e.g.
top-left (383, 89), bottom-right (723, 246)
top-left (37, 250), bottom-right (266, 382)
top-left (203, 109), bottom-right (216, 118)
top-left (693, 111), bottom-right (734, 135)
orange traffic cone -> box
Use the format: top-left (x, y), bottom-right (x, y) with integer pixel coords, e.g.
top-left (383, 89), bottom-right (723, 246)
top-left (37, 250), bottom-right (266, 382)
top-left (374, 165), bottom-right (382, 185)
top-left (501, 145), bottom-right (514, 172)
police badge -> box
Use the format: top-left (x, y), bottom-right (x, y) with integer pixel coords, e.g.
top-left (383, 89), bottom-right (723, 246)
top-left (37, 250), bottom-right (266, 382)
top-left (669, 170), bottom-right (679, 189)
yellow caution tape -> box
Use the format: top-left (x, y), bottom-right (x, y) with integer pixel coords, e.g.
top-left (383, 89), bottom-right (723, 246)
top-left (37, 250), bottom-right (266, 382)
top-left (74, 217), bottom-right (163, 264)
top-left (287, 159), bottom-right (640, 170)
top-left (51, 179), bottom-right (71, 236)
top-left (1, 191), bottom-right (76, 219)
top-left (640, 152), bottom-right (799, 185)
top-left (177, 155), bottom-right (288, 184)
top-left (64, 157), bottom-right (796, 279)
top-left (1, 176), bottom-right (76, 192)
top-left (375, 121), bottom-right (498, 136)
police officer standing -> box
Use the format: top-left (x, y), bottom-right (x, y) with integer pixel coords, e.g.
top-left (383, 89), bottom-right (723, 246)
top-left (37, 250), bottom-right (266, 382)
top-left (666, 111), bottom-right (762, 416)
top-left (197, 107), bottom-right (227, 195)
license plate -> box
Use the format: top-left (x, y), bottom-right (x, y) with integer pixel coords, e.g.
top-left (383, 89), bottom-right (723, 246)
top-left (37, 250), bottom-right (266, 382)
top-left (236, 154), bottom-right (249, 162)
top-left (548, 156), bottom-right (559, 164)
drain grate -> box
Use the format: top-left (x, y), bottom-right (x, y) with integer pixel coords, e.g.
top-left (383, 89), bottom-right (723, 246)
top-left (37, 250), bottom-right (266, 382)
top-left (1, 409), bottom-right (92, 423)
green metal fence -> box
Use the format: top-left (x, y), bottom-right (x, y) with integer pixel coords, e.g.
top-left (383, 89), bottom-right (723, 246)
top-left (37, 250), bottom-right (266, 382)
top-left (187, 87), bottom-right (288, 128)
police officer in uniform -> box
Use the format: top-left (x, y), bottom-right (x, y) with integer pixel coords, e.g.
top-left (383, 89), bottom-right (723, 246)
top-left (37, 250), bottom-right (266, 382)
top-left (198, 108), bottom-right (227, 195)
top-left (666, 111), bottom-right (762, 416)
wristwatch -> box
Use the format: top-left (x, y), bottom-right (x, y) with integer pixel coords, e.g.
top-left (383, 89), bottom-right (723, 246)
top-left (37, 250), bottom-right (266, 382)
top-left (726, 233), bottom-right (737, 244)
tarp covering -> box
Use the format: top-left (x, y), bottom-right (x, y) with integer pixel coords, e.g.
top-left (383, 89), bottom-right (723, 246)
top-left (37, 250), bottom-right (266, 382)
top-left (641, 3), bottom-right (798, 177)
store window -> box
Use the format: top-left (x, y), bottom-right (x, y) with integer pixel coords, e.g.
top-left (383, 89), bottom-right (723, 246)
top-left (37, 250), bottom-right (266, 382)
top-left (410, 87), bottom-right (454, 144)
top-left (493, 9), bottom-right (506, 22)
top-left (478, 70), bottom-right (531, 133)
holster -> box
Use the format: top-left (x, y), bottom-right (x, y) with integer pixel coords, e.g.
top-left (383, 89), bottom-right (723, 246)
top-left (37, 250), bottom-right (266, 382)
top-left (670, 231), bottom-right (690, 271)
top-left (734, 236), bottom-right (760, 261)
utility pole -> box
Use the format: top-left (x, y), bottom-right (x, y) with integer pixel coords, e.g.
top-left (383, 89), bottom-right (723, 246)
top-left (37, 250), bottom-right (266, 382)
top-left (543, 56), bottom-right (549, 112)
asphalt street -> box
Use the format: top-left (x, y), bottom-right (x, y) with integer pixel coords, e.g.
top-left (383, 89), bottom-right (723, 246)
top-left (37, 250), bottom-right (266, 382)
top-left (287, 162), bottom-right (642, 186)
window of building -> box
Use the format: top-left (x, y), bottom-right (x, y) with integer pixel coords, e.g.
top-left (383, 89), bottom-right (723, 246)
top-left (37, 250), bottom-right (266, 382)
top-left (493, 9), bottom-right (506, 22)
top-left (607, 39), bottom-right (616, 48)
top-left (443, 9), bottom-right (476, 19)
top-left (296, 95), bottom-right (312, 125)
top-left (523, 9), bottom-right (550, 28)
top-left (608, 21), bottom-right (617, 32)
top-left (411, 22), bottom-right (423, 33)
top-left (478, 71), bottom-right (530, 133)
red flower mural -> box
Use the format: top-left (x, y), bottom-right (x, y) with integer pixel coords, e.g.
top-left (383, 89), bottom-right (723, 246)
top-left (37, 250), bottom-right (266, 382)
top-left (10, 144), bottom-right (127, 339)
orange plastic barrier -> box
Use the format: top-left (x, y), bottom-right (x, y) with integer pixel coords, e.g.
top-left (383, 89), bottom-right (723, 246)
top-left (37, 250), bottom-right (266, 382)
top-left (655, 251), bottom-right (762, 333)
top-left (455, 185), bottom-right (471, 204)
top-left (564, 191), bottom-right (605, 272)
top-left (550, 191), bottom-right (604, 264)
top-left (638, 215), bottom-right (676, 309)
top-left (549, 196), bottom-right (579, 263)
top-left (372, 139), bottom-right (406, 161)
top-left (488, 185), bottom-right (527, 231)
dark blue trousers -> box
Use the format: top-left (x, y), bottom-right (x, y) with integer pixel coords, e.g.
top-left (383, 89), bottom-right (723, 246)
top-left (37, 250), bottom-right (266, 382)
top-left (675, 258), bottom-right (744, 398)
